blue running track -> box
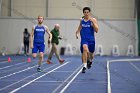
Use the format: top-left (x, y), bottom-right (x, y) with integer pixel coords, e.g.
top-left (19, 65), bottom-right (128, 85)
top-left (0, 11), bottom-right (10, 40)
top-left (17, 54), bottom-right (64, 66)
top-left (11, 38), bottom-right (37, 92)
top-left (0, 55), bottom-right (140, 93)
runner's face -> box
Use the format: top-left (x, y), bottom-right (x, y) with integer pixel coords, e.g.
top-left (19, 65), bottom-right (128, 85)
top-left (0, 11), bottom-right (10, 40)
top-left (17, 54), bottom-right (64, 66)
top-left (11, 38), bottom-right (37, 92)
top-left (38, 17), bottom-right (44, 24)
top-left (83, 10), bottom-right (90, 17)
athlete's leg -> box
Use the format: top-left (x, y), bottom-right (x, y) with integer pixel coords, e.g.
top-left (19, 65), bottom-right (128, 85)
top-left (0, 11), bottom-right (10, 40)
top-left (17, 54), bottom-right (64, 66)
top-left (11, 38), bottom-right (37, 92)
top-left (36, 52), bottom-right (43, 72)
top-left (38, 52), bottom-right (44, 66)
top-left (32, 44), bottom-right (38, 58)
top-left (87, 42), bottom-right (95, 69)
top-left (82, 44), bottom-right (89, 65)
top-left (89, 52), bottom-right (94, 61)
top-left (37, 43), bottom-right (45, 72)
top-left (81, 44), bottom-right (89, 73)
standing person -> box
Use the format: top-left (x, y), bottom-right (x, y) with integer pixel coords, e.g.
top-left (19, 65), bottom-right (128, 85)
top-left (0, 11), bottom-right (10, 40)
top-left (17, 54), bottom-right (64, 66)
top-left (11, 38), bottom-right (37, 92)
top-left (46, 24), bottom-right (65, 64)
top-left (23, 28), bottom-right (30, 56)
top-left (30, 15), bottom-right (52, 72)
top-left (76, 7), bottom-right (99, 73)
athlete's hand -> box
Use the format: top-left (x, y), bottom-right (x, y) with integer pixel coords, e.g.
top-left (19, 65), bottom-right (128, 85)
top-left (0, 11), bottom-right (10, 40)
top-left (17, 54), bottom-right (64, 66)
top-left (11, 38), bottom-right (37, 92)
top-left (48, 39), bottom-right (51, 48)
top-left (76, 34), bottom-right (79, 39)
top-left (89, 17), bottom-right (94, 24)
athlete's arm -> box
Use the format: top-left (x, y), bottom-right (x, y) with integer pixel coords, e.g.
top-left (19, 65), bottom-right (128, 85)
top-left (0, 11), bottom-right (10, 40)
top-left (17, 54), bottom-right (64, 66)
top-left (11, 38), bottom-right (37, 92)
top-left (30, 26), bottom-right (35, 49)
top-left (45, 26), bottom-right (52, 47)
top-left (76, 18), bottom-right (82, 39)
top-left (90, 17), bottom-right (99, 33)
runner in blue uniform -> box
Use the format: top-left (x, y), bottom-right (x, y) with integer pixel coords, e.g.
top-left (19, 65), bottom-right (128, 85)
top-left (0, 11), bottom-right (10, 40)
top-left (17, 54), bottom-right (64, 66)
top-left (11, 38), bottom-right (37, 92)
top-left (30, 15), bottom-right (52, 72)
top-left (76, 7), bottom-right (99, 73)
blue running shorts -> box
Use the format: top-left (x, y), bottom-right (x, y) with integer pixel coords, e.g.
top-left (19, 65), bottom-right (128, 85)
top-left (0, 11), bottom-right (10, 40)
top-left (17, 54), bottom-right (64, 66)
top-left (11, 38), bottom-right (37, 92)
top-left (32, 43), bottom-right (45, 53)
top-left (80, 40), bottom-right (95, 53)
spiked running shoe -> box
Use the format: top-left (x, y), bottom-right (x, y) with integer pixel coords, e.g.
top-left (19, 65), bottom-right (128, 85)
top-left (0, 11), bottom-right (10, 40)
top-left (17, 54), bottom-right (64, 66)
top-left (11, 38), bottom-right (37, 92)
top-left (37, 67), bottom-right (41, 72)
top-left (82, 67), bottom-right (86, 73)
top-left (87, 60), bottom-right (92, 69)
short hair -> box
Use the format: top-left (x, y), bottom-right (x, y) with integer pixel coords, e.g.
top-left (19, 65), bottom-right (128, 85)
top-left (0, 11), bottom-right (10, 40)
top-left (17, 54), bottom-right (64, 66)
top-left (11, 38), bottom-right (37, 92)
top-left (83, 7), bottom-right (91, 13)
top-left (24, 28), bottom-right (28, 33)
top-left (38, 15), bottom-right (44, 19)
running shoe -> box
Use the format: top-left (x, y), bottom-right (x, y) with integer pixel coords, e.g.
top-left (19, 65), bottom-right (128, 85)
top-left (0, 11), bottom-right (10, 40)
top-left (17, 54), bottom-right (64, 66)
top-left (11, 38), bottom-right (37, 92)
top-left (82, 67), bottom-right (86, 73)
top-left (37, 67), bottom-right (41, 72)
top-left (87, 60), bottom-right (92, 69)
top-left (59, 59), bottom-right (65, 64)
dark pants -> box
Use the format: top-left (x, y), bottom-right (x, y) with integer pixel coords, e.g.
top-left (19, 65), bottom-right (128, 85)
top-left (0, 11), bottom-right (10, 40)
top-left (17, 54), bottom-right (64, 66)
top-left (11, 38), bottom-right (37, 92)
top-left (24, 41), bottom-right (29, 54)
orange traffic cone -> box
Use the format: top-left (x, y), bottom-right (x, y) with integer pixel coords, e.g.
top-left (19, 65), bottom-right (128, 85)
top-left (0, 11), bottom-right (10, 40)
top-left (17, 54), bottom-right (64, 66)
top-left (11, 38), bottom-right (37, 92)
top-left (8, 57), bottom-right (11, 62)
top-left (27, 57), bottom-right (31, 62)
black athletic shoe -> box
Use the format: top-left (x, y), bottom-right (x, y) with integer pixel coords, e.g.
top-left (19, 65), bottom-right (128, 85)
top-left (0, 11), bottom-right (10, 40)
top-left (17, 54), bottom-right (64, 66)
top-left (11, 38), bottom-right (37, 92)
top-left (87, 60), bottom-right (92, 69)
top-left (82, 67), bottom-right (86, 73)
top-left (37, 67), bottom-right (41, 72)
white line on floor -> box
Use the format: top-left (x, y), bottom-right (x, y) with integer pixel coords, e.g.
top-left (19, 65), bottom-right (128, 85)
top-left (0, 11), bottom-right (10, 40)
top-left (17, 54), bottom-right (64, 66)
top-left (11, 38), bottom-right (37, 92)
top-left (129, 62), bottom-right (140, 72)
top-left (0, 62), bottom-right (25, 70)
top-left (59, 65), bottom-right (82, 93)
top-left (0, 63), bottom-right (59, 91)
top-left (9, 61), bottom-right (70, 93)
top-left (52, 64), bottom-right (82, 93)
top-left (107, 58), bottom-right (140, 93)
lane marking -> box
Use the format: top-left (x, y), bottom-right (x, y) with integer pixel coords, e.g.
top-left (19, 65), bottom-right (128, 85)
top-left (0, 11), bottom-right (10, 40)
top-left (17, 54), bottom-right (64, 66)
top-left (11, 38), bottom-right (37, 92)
top-left (0, 62), bottom-right (45, 80)
top-left (0, 62), bottom-right (25, 70)
top-left (107, 60), bottom-right (111, 93)
top-left (0, 61), bottom-right (9, 63)
top-left (107, 58), bottom-right (140, 93)
top-left (109, 59), bottom-right (140, 62)
top-left (129, 62), bottom-right (140, 72)
top-left (59, 65), bottom-right (82, 93)
top-left (52, 64), bottom-right (82, 93)
top-left (0, 63), bottom-right (59, 91)
top-left (9, 62), bottom-right (69, 93)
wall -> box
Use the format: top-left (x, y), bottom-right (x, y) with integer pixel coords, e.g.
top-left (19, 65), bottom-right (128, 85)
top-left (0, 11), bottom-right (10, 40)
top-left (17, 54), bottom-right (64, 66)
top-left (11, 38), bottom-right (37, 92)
top-left (1, 0), bottom-right (10, 16)
top-left (0, 18), bottom-right (137, 55)
top-left (0, 0), bottom-right (135, 19)
top-left (1, 0), bottom-right (47, 18)
top-left (91, 0), bottom-right (135, 19)
top-left (48, 0), bottom-right (91, 18)
top-left (48, 0), bottom-right (135, 19)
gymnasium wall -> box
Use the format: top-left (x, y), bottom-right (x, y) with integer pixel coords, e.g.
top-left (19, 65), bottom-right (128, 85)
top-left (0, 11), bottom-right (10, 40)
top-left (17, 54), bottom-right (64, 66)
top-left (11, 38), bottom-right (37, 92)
top-left (0, 18), bottom-right (137, 56)
top-left (1, 0), bottom-right (135, 19)
top-left (48, 0), bottom-right (135, 19)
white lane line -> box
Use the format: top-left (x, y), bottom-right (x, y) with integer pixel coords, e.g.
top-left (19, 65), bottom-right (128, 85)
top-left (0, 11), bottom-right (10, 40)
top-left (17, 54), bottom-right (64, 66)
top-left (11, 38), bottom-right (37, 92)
top-left (0, 63), bottom-right (40, 80)
top-left (0, 62), bottom-right (25, 70)
top-left (0, 57), bottom-right (70, 80)
top-left (0, 61), bottom-right (9, 63)
top-left (53, 71), bottom-right (75, 73)
top-left (9, 62), bottom-right (70, 93)
top-left (0, 63), bottom-right (59, 91)
top-left (129, 62), bottom-right (140, 72)
top-left (109, 59), bottom-right (140, 62)
top-left (107, 58), bottom-right (140, 93)
top-left (59, 65), bottom-right (82, 93)
top-left (52, 64), bottom-right (82, 93)
top-left (107, 60), bottom-right (111, 93)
